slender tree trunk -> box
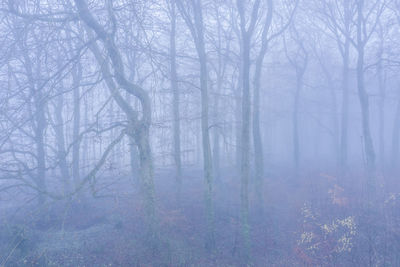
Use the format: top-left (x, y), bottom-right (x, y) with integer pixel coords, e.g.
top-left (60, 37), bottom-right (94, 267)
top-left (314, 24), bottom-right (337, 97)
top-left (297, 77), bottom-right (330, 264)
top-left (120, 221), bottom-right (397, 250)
top-left (320, 66), bottom-right (340, 169)
top-left (235, 90), bottom-right (242, 169)
top-left (357, 55), bottom-right (375, 175)
top-left (330, 85), bottom-right (340, 169)
top-left (240, 32), bottom-right (251, 261)
top-left (235, 44), bottom-right (243, 171)
top-left (212, 82), bottom-right (221, 182)
top-left (251, 0), bottom-right (272, 215)
top-left (340, 51), bottom-right (349, 175)
top-left (340, 43), bottom-right (350, 176)
top-left (83, 93), bottom-right (89, 176)
top-left (391, 94), bottom-right (400, 171)
top-left (72, 62), bottom-right (82, 190)
top-left (198, 38), bottom-right (214, 252)
top-left (35, 92), bottom-right (47, 204)
top-left (236, 0), bottom-right (262, 260)
top-left (54, 86), bottom-right (71, 196)
top-left (185, 2), bottom-right (215, 250)
top-left (377, 48), bottom-right (385, 172)
top-left (340, 1), bottom-right (351, 177)
top-left (356, 2), bottom-right (375, 184)
top-left (356, 7), bottom-right (377, 265)
top-left (176, 0), bottom-right (214, 248)
top-left (212, 5), bottom-right (225, 183)
top-left (293, 70), bottom-right (303, 174)
top-left (108, 100), bottom-right (116, 167)
top-left (170, 0), bottom-right (182, 200)
top-left (253, 53), bottom-right (265, 214)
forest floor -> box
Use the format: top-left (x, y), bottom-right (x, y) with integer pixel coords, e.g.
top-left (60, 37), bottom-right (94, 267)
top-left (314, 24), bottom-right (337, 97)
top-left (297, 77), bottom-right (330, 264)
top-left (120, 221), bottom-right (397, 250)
top-left (0, 166), bottom-right (399, 266)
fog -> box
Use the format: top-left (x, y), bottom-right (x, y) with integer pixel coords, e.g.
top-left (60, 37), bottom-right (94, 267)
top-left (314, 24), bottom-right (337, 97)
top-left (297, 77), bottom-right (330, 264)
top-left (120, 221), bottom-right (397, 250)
top-left (0, 0), bottom-right (399, 266)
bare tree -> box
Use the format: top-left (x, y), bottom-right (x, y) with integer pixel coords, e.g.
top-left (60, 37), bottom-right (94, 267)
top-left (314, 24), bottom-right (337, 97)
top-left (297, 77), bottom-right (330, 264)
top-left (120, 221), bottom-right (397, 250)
top-left (236, 0), bottom-right (261, 260)
top-left (284, 25), bottom-right (309, 174)
top-left (74, 0), bottom-right (156, 236)
top-left (313, 0), bottom-right (357, 176)
top-left (176, 0), bottom-right (215, 250)
top-left (353, 0), bottom-right (385, 187)
top-left (167, 0), bottom-right (182, 200)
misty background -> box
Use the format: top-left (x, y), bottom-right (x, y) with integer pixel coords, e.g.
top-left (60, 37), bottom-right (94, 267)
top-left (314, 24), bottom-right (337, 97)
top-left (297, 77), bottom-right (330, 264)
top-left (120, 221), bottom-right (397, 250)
top-left (0, 0), bottom-right (399, 266)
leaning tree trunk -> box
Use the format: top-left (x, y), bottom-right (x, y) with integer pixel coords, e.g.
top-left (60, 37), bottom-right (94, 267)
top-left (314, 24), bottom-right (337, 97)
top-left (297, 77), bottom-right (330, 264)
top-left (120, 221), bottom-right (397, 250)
top-left (75, 0), bottom-right (156, 238)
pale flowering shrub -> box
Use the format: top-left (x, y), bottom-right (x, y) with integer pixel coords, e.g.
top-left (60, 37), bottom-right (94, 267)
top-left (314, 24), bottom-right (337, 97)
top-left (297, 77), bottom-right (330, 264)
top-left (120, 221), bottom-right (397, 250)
top-left (296, 202), bottom-right (357, 265)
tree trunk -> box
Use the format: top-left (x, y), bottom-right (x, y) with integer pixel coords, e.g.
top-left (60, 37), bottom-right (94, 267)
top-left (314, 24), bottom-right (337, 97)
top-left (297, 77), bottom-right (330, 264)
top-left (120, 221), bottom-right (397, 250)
top-left (76, 0), bottom-right (156, 238)
top-left (377, 47), bottom-right (385, 172)
top-left (329, 84), bottom-right (340, 169)
top-left (253, 52), bottom-right (265, 215)
top-left (235, 91), bottom-right (242, 170)
top-left (391, 95), bottom-right (400, 171)
top-left (293, 70), bottom-right (302, 174)
top-left (212, 85), bottom-right (221, 183)
top-left (356, 2), bottom-right (375, 185)
top-left (35, 92), bottom-right (47, 205)
top-left (240, 32), bottom-right (251, 261)
top-left (340, 48), bottom-right (350, 176)
top-left (340, 1), bottom-right (351, 177)
top-left (170, 0), bottom-right (182, 200)
top-left (135, 125), bottom-right (156, 236)
top-left (188, 2), bottom-right (215, 250)
top-left (199, 37), bottom-right (214, 252)
top-left (54, 85), bottom-right (71, 196)
top-left (20, 44), bottom-right (47, 205)
top-left (129, 137), bottom-right (140, 181)
top-left (72, 62), bottom-right (82, 190)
